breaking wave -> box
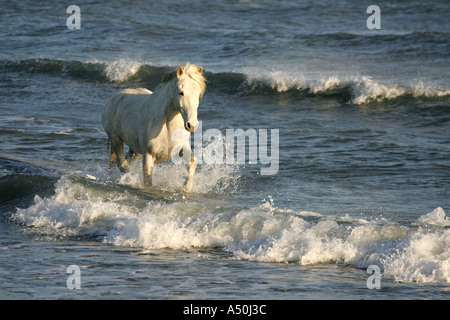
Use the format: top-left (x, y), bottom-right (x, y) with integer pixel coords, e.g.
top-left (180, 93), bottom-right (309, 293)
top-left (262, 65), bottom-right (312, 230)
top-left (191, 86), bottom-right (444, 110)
top-left (2, 58), bottom-right (449, 105)
top-left (10, 167), bottom-right (450, 283)
top-left (243, 69), bottom-right (450, 105)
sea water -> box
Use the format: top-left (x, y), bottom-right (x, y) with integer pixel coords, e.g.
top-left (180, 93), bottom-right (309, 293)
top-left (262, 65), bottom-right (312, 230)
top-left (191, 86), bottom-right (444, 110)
top-left (0, 0), bottom-right (449, 299)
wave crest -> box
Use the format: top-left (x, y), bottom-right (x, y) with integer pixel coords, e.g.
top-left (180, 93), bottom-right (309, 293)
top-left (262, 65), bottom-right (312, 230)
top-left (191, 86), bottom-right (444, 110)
top-left (104, 59), bottom-right (143, 82)
top-left (11, 175), bottom-right (450, 284)
top-left (244, 70), bottom-right (450, 104)
top-left (0, 58), bottom-right (450, 105)
top-left (2, 58), bottom-right (449, 104)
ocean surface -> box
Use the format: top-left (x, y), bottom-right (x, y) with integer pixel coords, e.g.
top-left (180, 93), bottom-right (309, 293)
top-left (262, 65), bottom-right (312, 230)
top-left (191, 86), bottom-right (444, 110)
top-left (1, 0), bottom-right (449, 299)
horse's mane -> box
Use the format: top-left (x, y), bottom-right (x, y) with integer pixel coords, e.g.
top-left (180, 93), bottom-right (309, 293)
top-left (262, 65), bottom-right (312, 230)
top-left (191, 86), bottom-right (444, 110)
top-left (163, 62), bottom-right (206, 98)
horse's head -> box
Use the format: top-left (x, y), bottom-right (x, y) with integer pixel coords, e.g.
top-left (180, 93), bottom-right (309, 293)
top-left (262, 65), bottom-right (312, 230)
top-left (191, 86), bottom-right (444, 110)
top-left (173, 63), bottom-right (206, 133)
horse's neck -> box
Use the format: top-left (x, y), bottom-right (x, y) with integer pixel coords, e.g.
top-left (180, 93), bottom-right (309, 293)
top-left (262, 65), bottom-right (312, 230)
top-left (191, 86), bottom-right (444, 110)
top-left (145, 80), bottom-right (177, 124)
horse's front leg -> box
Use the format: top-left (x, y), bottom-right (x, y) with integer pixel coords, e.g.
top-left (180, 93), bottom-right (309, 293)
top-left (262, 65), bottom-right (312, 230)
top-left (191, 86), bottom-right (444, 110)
top-left (142, 152), bottom-right (154, 187)
top-left (184, 151), bottom-right (197, 192)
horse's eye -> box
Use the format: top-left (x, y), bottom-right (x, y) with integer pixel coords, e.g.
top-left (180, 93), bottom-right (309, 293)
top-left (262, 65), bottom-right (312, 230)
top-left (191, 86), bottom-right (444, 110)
top-left (179, 91), bottom-right (184, 96)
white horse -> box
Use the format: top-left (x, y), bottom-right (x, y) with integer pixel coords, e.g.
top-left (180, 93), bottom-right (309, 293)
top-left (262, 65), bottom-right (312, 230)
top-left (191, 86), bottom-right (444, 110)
top-left (102, 62), bottom-right (206, 192)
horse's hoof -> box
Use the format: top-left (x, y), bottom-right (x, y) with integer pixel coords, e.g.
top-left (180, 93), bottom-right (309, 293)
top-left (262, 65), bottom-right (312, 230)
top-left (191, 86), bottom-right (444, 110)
top-left (183, 182), bottom-right (193, 193)
top-left (118, 166), bottom-right (130, 173)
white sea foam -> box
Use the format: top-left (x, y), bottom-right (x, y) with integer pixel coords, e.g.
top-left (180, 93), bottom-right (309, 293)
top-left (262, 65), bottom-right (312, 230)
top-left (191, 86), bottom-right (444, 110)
top-left (11, 173), bottom-right (449, 283)
top-left (414, 207), bottom-right (450, 227)
top-left (243, 68), bottom-right (450, 104)
top-left (381, 229), bottom-right (450, 283)
top-left (351, 77), bottom-right (450, 104)
top-left (53, 128), bottom-right (74, 135)
top-left (104, 59), bottom-right (143, 82)
top-left (113, 161), bottom-right (241, 194)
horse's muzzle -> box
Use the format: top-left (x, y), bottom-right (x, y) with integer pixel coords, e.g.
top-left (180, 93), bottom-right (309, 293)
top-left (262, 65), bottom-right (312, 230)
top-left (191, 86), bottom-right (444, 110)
top-left (185, 120), bottom-right (198, 132)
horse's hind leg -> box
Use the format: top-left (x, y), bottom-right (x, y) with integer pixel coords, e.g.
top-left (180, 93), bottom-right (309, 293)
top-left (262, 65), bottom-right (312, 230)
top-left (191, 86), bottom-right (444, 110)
top-left (109, 150), bottom-right (117, 168)
top-left (110, 135), bottom-right (130, 173)
top-left (107, 139), bottom-right (117, 168)
top-left (126, 148), bottom-right (142, 168)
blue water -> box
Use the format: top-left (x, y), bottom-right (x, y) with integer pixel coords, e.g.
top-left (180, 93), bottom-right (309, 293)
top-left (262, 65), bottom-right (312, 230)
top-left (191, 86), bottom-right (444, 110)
top-left (1, 0), bottom-right (449, 299)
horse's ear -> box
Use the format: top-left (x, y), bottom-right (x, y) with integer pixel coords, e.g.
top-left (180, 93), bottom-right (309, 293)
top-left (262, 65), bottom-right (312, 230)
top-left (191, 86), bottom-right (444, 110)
top-left (197, 66), bottom-right (203, 74)
top-left (177, 66), bottom-right (184, 78)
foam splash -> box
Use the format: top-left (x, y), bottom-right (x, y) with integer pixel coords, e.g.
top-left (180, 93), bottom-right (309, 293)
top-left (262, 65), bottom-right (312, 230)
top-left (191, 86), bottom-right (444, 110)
top-left (352, 77), bottom-right (450, 104)
top-left (11, 175), bottom-right (450, 283)
top-left (414, 207), bottom-right (450, 227)
top-left (243, 69), bottom-right (450, 104)
top-left (104, 59), bottom-right (143, 82)
top-left (104, 160), bottom-right (241, 194)
top-left (381, 229), bottom-right (450, 283)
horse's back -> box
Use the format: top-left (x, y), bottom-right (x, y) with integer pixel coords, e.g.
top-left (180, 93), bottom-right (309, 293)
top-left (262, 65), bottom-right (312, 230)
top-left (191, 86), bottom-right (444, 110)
top-left (103, 88), bottom-right (152, 123)
top-left (121, 88), bottom-right (152, 95)
top-left (102, 88), bottom-right (152, 144)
